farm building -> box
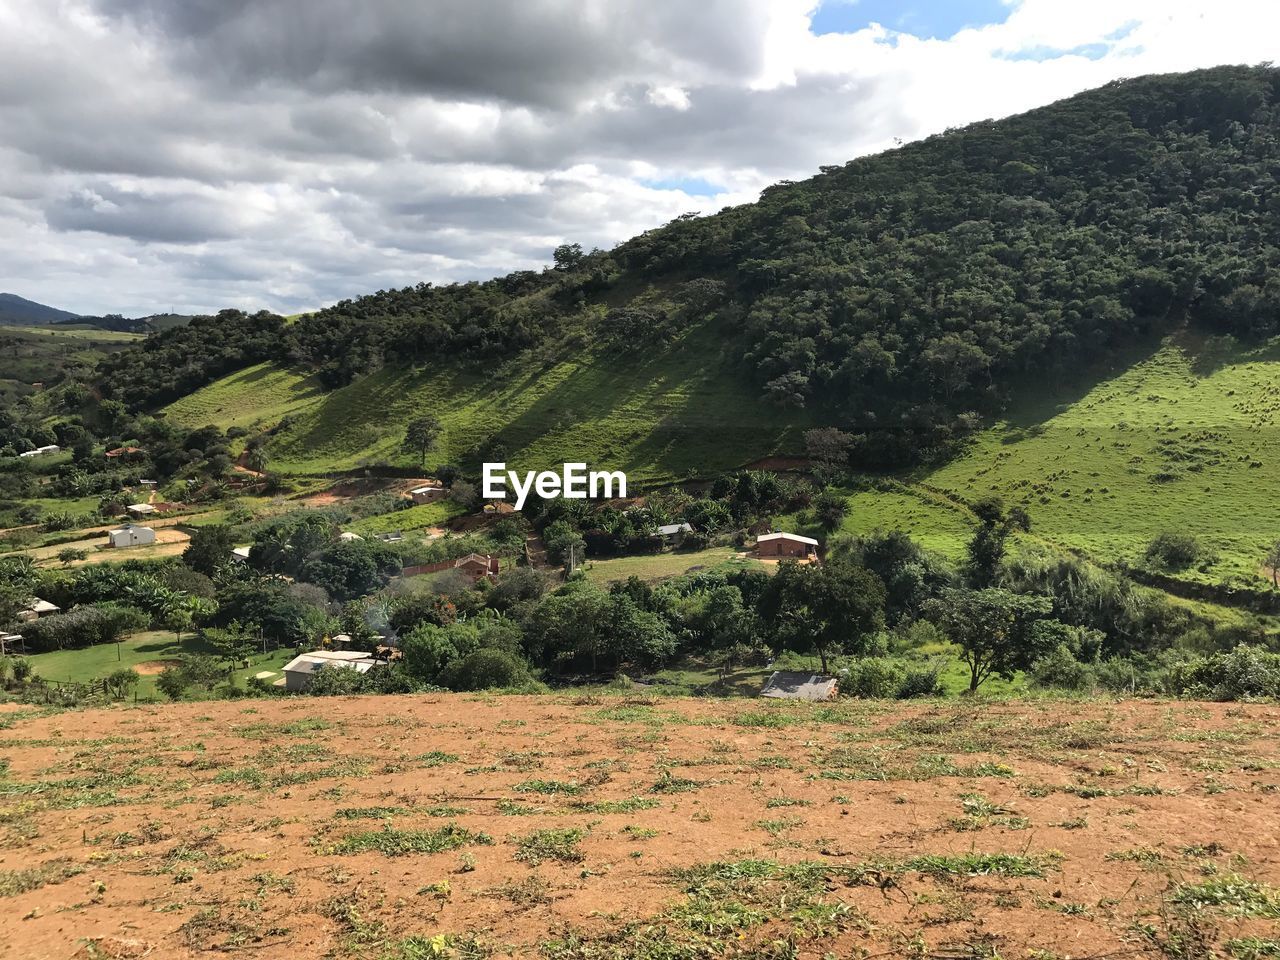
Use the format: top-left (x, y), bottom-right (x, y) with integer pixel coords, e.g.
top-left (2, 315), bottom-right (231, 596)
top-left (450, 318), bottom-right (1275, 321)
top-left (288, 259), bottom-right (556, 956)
top-left (651, 522), bottom-right (693, 546)
top-left (755, 532), bottom-right (820, 559)
top-left (0, 631), bottom-right (25, 655)
top-left (18, 444), bottom-right (59, 458)
top-left (18, 598), bottom-right (61, 622)
top-left (408, 482), bottom-right (445, 504)
top-left (107, 523), bottom-right (156, 548)
top-left (281, 650), bottom-right (384, 692)
top-left (105, 446), bottom-right (143, 459)
top-left (338, 531), bottom-right (364, 542)
top-left (230, 546), bottom-right (252, 562)
top-left (760, 671), bottom-right (838, 701)
top-left (455, 553), bottom-right (501, 581)
top-left (402, 553), bottom-right (500, 582)
top-left (126, 503), bottom-right (157, 517)
top-left (139, 479), bottom-right (157, 488)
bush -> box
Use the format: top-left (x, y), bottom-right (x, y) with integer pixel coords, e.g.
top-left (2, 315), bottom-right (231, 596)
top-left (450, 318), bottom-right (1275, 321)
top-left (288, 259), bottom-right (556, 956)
top-left (1030, 644), bottom-right (1095, 691)
top-left (841, 657), bottom-right (905, 699)
top-left (1145, 531), bottom-right (1203, 570)
top-left (896, 664), bottom-right (943, 698)
top-left (438, 649), bottom-right (533, 692)
top-left (1163, 645), bottom-right (1280, 701)
top-left (11, 657), bottom-right (33, 682)
top-left (18, 604), bottom-right (149, 653)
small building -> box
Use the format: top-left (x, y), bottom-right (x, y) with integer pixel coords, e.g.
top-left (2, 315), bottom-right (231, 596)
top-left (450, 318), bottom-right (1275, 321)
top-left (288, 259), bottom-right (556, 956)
top-left (338, 531), bottom-right (364, 542)
top-left (454, 553), bottom-right (501, 581)
top-left (17, 598), bottom-right (61, 622)
top-left (483, 500), bottom-right (516, 515)
top-left (760, 671), bottom-right (838, 701)
top-left (107, 523), bottom-right (156, 548)
top-left (0, 631), bottom-right (25, 655)
top-left (408, 482), bottom-right (445, 504)
top-left (651, 522), bottom-right (693, 547)
top-left (282, 650), bottom-right (383, 692)
top-left (375, 531), bottom-right (404, 543)
top-left (18, 444), bottom-right (60, 459)
top-left (755, 532), bottom-right (820, 559)
top-left (126, 503), bottom-right (157, 517)
top-left (230, 546), bottom-right (252, 563)
top-left (139, 479), bottom-right (158, 488)
top-left (105, 446), bottom-right (143, 459)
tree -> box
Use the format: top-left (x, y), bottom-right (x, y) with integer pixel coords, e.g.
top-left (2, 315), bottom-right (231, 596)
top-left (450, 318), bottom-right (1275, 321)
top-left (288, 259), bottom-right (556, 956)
top-left (804, 427), bottom-right (857, 467)
top-left (965, 497), bottom-right (1028, 588)
top-left (57, 547), bottom-right (88, 567)
top-left (105, 668), bottom-right (140, 700)
top-left (183, 524), bottom-right (238, 577)
top-left (924, 587), bottom-right (1055, 693)
top-left (760, 560), bottom-right (886, 673)
top-left (1267, 540), bottom-right (1280, 588)
top-left (813, 489), bottom-right (848, 531)
top-left (155, 664), bottom-right (190, 701)
top-left (403, 416), bottom-right (442, 466)
top-left (552, 243), bottom-right (584, 270)
top-left (203, 620), bottom-right (257, 670)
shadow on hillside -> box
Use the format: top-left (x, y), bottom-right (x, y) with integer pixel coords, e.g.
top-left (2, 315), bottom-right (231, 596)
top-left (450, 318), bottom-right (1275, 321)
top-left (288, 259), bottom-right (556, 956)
top-left (483, 322), bottom-right (808, 480)
top-left (998, 335), bottom-right (1168, 430)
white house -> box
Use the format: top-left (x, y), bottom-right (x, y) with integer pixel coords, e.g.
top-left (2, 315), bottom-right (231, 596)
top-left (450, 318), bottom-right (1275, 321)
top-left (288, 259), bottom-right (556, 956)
top-left (282, 650), bottom-right (383, 692)
top-left (107, 523), bottom-right (156, 548)
top-left (126, 503), bottom-right (157, 517)
top-left (18, 444), bottom-right (60, 459)
top-left (408, 483), bottom-right (445, 504)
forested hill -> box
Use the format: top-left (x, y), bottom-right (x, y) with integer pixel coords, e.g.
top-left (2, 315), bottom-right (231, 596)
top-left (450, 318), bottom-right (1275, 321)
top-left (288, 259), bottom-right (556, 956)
top-left (95, 65), bottom-right (1280, 467)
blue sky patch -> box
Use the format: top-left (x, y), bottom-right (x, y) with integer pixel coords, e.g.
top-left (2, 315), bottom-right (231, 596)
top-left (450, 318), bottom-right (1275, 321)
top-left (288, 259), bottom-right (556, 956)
top-left (641, 176), bottom-right (723, 197)
top-left (810, 0), bottom-right (1015, 39)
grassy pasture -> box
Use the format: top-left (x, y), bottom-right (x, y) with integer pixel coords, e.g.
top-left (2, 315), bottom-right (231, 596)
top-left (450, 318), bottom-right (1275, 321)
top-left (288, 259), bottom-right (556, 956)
top-left (583, 546), bottom-right (760, 584)
top-left (261, 323), bottom-right (810, 482)
top-left (924, 335), bottom-right (1280, 585)
top-left (162, 362), bottom-right (326, 432)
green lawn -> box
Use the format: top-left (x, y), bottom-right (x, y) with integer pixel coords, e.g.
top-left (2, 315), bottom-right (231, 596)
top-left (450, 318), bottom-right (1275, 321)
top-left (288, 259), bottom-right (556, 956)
top-left (21, 630), bottom-right (294, 700)
top-left (349, 500), bottom-right (467, 535)
top-left (584, 546), bottom-right (761, 583)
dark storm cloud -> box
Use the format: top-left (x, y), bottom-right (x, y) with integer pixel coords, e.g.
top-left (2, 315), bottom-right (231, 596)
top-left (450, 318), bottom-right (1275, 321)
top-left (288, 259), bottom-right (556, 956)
top-left (94, 0), bottom-right (773, 108)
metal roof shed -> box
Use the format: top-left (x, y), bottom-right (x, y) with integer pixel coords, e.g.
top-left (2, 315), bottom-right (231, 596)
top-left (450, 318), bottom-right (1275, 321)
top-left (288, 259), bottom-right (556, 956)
top-left (759, 671), bottom-right (838, 701)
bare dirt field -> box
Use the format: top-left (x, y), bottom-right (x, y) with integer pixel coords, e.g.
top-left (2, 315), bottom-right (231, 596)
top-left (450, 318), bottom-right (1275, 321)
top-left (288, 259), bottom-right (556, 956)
top-left (3, 695), bottom-right (1280, 959)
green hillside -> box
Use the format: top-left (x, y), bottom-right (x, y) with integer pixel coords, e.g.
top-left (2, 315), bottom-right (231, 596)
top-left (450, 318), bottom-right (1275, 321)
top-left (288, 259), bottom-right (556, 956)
top-left (169, 321), bottom-right (811, 484)
top-left (926, 334), bottom-right (1280, 586)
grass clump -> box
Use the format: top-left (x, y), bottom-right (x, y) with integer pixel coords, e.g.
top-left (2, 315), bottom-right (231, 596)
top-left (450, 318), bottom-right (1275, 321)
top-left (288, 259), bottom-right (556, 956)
top-left (323, 824), bottom-right (492, 857)
top-left (0, 858), bottom-right (85, 897)
top-left (572, 796), bottom-right (661, 814)
top-left (1171, 875), bottom-right (1280, 917)
top-left (513, 779), bottom-right (582, 796)
top-left (513, 828), bottom-right (586, 866)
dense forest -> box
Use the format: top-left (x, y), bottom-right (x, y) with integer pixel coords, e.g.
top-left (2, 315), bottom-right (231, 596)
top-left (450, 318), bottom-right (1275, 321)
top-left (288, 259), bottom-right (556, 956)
top-left (93, 65), bottom-right (1280, 466)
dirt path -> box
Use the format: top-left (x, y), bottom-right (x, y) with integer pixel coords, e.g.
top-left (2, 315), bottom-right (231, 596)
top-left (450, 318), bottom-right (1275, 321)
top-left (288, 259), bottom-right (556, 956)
top-left (3, 696), bottom-right (1280, 959)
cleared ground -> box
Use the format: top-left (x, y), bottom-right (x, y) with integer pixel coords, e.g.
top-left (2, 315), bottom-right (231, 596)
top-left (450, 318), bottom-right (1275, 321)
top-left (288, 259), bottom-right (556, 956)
top-left (3, 695), bottom-right (1280, 959)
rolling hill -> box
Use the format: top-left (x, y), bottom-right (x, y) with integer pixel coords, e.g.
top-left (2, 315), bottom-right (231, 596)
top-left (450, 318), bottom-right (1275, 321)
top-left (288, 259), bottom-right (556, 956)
top-left (0, 292), bottom-right (80, 325)
top-left (69, 64), bottom-right (1280, 596)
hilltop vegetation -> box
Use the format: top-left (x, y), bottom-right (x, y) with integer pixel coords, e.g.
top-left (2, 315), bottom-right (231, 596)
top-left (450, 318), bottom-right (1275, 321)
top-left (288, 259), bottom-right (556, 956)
top-left (91, 65), bottom-right (1280, 469)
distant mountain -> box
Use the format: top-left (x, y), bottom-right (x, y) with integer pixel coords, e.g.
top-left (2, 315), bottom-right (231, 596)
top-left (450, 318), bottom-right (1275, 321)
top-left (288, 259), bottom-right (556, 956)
top-left (0, 293), bottom-right (81, 326)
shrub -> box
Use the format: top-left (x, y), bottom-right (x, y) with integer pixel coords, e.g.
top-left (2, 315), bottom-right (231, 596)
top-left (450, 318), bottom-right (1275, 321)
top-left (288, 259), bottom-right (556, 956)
top-left (1163, 645), bottom-right (1280, 701)
top-left (17, 604), bottom-right (149, 653)
top-left (1030, 644), bottom-right (1095, 691)
top-left (438, 649), bottom-right (532, 692)
top-left (842, 657), bottom-right (905, 699)
top-left (1145, 531), bottom-right (1203, 570)
top-left (10, 657), bottom-right (33, 682)
top-left (897, 664), bottom-right (943, 698)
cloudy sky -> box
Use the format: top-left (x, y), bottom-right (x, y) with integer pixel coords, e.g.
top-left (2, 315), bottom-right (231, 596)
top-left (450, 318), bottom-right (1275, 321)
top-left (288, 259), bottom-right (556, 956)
top-left (2, 0), bottom-right (1277, 317)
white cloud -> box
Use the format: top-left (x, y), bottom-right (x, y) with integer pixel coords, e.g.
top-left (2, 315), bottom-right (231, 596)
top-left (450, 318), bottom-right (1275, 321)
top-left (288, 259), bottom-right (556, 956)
top-left (0, 0), bottom-right (1276, 315)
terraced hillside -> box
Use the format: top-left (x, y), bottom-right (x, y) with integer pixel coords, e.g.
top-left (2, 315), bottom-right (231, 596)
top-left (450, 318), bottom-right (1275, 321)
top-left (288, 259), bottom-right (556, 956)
top-left (4, 695), bottom-right (1280, 959)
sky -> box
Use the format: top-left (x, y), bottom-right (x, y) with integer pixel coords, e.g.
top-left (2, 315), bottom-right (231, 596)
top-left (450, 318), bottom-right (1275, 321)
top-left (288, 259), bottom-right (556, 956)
top-left (1, 0), bottom-right (1278, 317)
